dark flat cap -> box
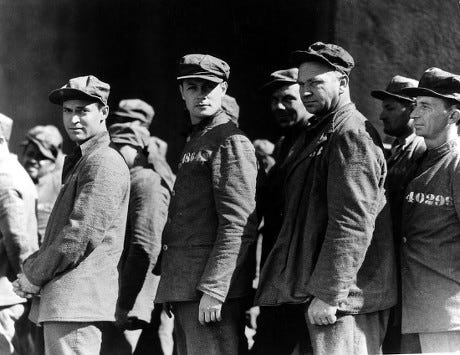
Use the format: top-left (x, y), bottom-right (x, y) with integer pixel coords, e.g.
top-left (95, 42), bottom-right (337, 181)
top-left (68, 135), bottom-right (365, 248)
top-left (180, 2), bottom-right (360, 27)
top-left (401, 67), bottom-right (460, 103)
top-left (110, 99), bottom-right (155, 128)
top-left (371, 75), bottom-right (419, 103)
top-left (290, 42), bottom-right (355, 75)
top-left (49, 75), bottom-right (110, 106)
top-left (260, 68), bottom-right (298, 94)
top-left (177, 54), bottom-right (230, 83)
top-left (21, 125), bottom-right (63, 161)
top-left (109, 122), bottom-right (151, 149)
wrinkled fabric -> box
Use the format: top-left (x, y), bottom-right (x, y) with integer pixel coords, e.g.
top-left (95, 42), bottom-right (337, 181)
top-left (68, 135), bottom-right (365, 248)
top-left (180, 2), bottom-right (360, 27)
top-left (118, 165), bottom-right (171, 322)
top-left (401, 138), bottom-right (460, 333)
top-left (256, 103), bottom-right (397, 314)
top-left (23, 132), bottom-right (130, 323)
top-left (0, 154), bottom-right (38, 307)
top-left (156, 111), bottom-right (258, 303)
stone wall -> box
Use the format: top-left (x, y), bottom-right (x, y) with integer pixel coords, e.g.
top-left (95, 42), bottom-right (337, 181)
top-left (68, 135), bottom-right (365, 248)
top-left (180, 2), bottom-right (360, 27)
top-left (333, 0), bottom-right (460, 138)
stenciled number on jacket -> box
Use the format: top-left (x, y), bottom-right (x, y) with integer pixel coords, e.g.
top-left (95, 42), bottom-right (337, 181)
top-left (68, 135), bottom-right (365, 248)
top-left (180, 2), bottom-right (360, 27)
top-left (405, 191), bottom-right (452, 206)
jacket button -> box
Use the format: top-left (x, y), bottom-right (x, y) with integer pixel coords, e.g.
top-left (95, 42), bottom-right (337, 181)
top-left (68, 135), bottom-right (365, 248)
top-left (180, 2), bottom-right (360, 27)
top-left (402, 237), bottom-right (407, 243)
top-left (162, 244), bottom-right (168, 251)
top-left (167, 217), bottom-right (171, 224)
top-left (171, 190), bottom-right (175, 196)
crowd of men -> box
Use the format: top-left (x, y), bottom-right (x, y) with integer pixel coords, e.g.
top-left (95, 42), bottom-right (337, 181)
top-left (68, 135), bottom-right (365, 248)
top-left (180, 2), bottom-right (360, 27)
top-left (1, 41), bottom-right (460, 355)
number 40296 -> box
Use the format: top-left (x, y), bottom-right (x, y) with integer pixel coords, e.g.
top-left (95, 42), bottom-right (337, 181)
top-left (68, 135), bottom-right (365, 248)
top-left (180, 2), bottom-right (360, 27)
top-left (405, 191), bottom-right (452, 206)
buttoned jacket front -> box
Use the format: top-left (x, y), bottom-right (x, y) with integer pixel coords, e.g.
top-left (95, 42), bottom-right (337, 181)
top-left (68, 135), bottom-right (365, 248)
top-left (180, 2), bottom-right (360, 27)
top-left (155, 112), bottom-right (258, 303)
top-left (23, 132), bottom-right (130, 323)
top-left (256, 103), bottom-right (397, 314)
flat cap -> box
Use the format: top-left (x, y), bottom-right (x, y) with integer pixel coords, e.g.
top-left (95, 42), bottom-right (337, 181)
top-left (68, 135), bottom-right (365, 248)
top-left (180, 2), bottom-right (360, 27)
top-left (371, 75), bottom-right (419, 103)
top-left (401, 67), bottom-right (460, 103)
top-left (291, 42), bottom-right (355, 75)
top-left (21, 125), bottom-right (63, 161)
top-left (177, 54), bottom-right (230, 83)
top-left (110, 99), bottom-right (155, 128)
top-left (0, 113), bottom-right (13, 141)
top-left (260, 68), bottom-right (298, 94)
top-left (109, 122), bottom-right (151, 149)
top-left (49, 75), bottom-right (110, 106)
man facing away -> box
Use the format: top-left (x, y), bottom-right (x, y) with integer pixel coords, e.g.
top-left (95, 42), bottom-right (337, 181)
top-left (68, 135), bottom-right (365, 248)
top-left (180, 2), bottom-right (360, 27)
top-left (20, 125), bottom-right (64, 245)
top-left (155, 54), bottom-right (258, 355)
top-left (0, 113), bottom-right (38, 355)
top-left (255, 42), bottom-right (396, 355)
top-left (398, 67), bottom-right (460, 353)
top-left (370, 75), bottom-right (426, 353)
top-left (13, 75), bottom-right (130, 355)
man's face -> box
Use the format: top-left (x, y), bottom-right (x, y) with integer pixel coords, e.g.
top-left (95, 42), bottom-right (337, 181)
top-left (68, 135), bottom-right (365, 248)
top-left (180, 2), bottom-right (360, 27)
top-left (298, 61), bottom-right (344, 115)
top-left (21, 143), bottom-right (55, 181)
top-left (62, 100), bottom-right (108, 144)
top-left (379, 98), bottom-right (413, 137)
top-left (270, 83), bottom-right (311, 128)
top-left (410, 96), bottom-right (450, 140)
top-left (179, 79), bottom-right (227, 123)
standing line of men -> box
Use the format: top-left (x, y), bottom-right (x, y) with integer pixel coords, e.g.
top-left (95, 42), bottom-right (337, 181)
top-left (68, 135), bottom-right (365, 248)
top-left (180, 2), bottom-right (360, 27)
top-left (4, 42), bottom-right (460, 355)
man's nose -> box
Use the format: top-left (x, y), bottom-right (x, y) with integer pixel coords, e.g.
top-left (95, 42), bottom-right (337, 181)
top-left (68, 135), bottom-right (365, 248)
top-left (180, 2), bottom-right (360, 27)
top-left (71, 114), bottom-right (80, 123)
top-left (275, 102), bottom-right (286, 110)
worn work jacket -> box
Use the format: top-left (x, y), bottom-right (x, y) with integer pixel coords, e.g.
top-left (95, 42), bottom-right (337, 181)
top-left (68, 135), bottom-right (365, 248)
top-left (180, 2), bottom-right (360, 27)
top-left (256, 103), bottom-right (397, 314)
top-left (401, 138), bottom-right (460, 333)
top-left (386, 133), bottom-right (426, 246)
top-left (0, 154), bottom-right (38, 307)
top-left (23, 132), bottom-right (130, 323)
top-left (155, 111), bottom-right (258, 303)
top-left (118, 160), bottom-right (173, 323)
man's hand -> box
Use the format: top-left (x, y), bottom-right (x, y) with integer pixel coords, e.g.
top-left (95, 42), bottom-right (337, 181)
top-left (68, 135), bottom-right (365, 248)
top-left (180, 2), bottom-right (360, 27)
top-left (198, 293), bottom-right (223, 325)
top-left (307, 297), bottom-right (338, 325)
top-left (12, 273), bottom-right (40, 298)
top-left (115, 306), bottom-right (132, 330)
top-left (246, 306), bottom-right (260, 329)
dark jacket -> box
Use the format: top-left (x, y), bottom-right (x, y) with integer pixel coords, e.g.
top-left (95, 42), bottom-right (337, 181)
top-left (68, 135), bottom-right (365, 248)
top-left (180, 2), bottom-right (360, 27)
top-left (386, 133), bottom-right (426, 245)
top-left (255, 103), bottom-right (397, 314)
top-left (155, 111), bottom-right (258, 303)
top-left (23, 132), bottom-right (130, 323)
top-left (401, 138), bottom-right (460, 333)
top-left (118, 161), bottom-right (172, 323)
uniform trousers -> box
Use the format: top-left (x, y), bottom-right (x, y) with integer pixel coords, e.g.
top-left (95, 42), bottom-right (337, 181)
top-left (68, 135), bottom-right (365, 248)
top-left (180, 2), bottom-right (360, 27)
top-left (172, 297), bottom-right (247, 355)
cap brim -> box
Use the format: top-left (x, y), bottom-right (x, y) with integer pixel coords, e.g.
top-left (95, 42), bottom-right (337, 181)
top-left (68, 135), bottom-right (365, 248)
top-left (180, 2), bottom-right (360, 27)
top-left (49, 88), bottom-right (105, 105)
top-left (290, 52), bottom-right (338, 72)
top-left (401, 87), bottom-right (460, 103)
top-left (259, 79), bottom-right (298, 94)
top-left (370, 90), bottom-right (414, 103)
top-left (21, 138), bottom-right (56, 161)
top-left (176, 75), bottom-right (224, 83)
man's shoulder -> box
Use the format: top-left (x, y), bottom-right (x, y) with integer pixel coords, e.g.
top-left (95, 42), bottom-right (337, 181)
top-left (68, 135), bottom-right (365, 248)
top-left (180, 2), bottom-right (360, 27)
top-left (84, 144), bottom-right (127, 170)
top-left (206, 120), bottom-right (250, 146)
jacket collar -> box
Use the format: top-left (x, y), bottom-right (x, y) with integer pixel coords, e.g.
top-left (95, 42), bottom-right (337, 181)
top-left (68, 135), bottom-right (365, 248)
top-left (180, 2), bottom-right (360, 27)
top-left (190, 110), bottom-right (231, 136)
top-left (79, 131), bottom-right (110, 156)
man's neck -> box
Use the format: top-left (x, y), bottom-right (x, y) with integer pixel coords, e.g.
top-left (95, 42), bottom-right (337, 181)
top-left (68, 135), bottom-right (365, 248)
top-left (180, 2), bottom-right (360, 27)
top-left (425, 127), bottom-right (458, 150)
top-left (394, 129), bottom-right (414, 145)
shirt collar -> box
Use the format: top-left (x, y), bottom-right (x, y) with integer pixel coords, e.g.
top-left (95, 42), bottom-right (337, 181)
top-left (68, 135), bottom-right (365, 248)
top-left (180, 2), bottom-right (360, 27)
top-left (78, 131), bottom-right (110, 156)
top-left (392, 132), bottom-right (417, 150)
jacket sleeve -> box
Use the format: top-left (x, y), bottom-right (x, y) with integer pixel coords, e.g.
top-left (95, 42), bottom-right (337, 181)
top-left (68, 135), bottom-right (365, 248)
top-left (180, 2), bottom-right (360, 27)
top-left (307, 128), bottom-right (386, 305)
top-left (23, 155), bottom-right (130, 287)
top-left (118, 171), bottom-right (169, 311)
top-left (0, 188), bottom-right (36, 273)
top-left (197, 135), bottom-right (258, 302)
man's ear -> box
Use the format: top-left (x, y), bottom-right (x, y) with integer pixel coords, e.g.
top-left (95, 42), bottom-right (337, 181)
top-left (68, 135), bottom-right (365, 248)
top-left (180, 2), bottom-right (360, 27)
top-left (179, 83), bottom-right (185, 100)
top-left (338, 74), bottom-right (349, 94)
top-left (448, 108), bottom-right (460, 125)
top-left (220, 81), bottom-right (228, 95)
top-left (101, 105), bottom-right (109, 119)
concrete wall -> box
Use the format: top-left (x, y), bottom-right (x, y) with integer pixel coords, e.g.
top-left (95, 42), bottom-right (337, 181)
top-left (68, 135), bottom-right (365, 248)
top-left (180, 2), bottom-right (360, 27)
top-left (332, 0), bottom-right (460, 138)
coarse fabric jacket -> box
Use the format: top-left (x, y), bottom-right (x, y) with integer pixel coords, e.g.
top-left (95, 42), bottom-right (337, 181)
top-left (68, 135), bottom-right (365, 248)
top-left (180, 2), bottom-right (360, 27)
top-left (0, 154), bottom-right (38, 307)
top-left (155, 111), bottom-right (258, 303)
top-left (23, 132), bottom-right (130, 323)
top-left (401, 138), bottom-right (460, 333)
top-left (386, 133), bottom-right (426, 245)
top-left (118, 162), bottom-right (172, 323)
top-left (256, 103), bottom-right (397, 313)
